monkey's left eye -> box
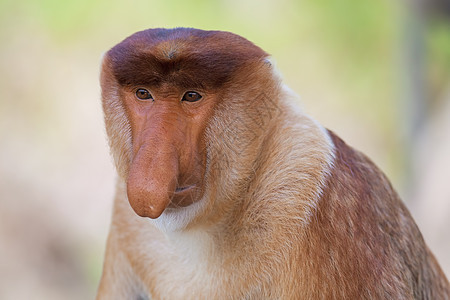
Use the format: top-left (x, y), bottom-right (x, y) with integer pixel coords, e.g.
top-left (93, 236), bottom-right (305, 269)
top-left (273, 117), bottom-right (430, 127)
top-left (182, 91), bottom-right (202, 102)
top-left (135, 88), bottom-right (153, 100)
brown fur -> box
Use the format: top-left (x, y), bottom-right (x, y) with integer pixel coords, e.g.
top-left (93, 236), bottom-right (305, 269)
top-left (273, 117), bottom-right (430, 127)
top-left (97, 28), bottom-right (450, 299)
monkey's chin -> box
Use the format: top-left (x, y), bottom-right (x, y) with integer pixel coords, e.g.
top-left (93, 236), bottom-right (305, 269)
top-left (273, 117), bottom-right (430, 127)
top-left (150, 194), bottom-right (207, 232)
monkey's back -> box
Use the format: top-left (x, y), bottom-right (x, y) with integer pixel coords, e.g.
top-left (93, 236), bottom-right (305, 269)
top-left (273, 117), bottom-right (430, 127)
top-left (295, 131), bottom-right (450, 299)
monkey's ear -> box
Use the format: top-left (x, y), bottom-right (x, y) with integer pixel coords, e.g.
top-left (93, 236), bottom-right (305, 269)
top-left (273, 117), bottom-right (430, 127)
top-left (264, 57), bottom-right (273, 67)
top-left (99, 51), bottom-right (108, 67)
top-left (99, 51), bottom-right (109, 82)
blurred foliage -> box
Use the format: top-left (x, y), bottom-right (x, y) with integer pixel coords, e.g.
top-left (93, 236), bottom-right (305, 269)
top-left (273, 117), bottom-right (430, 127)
top-left (427, 17), bottom-right (450, 107)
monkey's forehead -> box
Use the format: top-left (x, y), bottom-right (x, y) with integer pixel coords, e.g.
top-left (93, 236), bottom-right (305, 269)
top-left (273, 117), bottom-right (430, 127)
top-left (105, 28), bottom-right (268, 89)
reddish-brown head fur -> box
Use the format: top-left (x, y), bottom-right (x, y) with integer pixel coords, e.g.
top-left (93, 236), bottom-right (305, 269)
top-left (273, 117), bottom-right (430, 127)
top-left (101, 28), bottom-right (268, 218)
top-left (108, 28), bottom-right (267, 90)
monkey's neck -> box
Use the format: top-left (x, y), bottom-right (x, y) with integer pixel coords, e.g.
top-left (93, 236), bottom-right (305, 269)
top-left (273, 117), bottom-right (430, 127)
top-left (195, 103), bottom-right (335, 255)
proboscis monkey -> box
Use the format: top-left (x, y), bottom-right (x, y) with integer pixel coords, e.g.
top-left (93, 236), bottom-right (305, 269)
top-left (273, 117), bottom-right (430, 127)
top-left (97, 28), bottom-right (450, 299)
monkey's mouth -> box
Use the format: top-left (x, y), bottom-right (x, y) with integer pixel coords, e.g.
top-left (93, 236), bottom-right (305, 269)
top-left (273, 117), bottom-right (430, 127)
top-left (169, 184), bottom-right (198, 208)
top-left (175, 185), bottom-right (195, 193)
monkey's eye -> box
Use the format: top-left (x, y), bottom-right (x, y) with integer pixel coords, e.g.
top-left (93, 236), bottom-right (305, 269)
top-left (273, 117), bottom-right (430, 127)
top-left (135, 88), bottom-right (153, 100)
top-left (182, 91), bottom-right (202, 102)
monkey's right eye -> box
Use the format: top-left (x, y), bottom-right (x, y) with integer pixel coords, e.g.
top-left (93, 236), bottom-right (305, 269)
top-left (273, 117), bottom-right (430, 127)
top-left (135, 88), bottom-right (153, 100)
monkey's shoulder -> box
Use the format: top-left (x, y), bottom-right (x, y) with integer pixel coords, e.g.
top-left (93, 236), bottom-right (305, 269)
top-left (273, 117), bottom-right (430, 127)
top-left (303, 130), bottom-right (447, 297)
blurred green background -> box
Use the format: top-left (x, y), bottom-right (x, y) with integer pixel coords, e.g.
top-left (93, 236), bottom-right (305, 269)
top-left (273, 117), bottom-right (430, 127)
top-left (0, 0), bottom-right (449, 298)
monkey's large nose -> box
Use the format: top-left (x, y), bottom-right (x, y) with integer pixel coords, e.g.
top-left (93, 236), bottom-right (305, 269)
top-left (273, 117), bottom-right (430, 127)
top-left (126, 144), bottom-right (179, 219)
